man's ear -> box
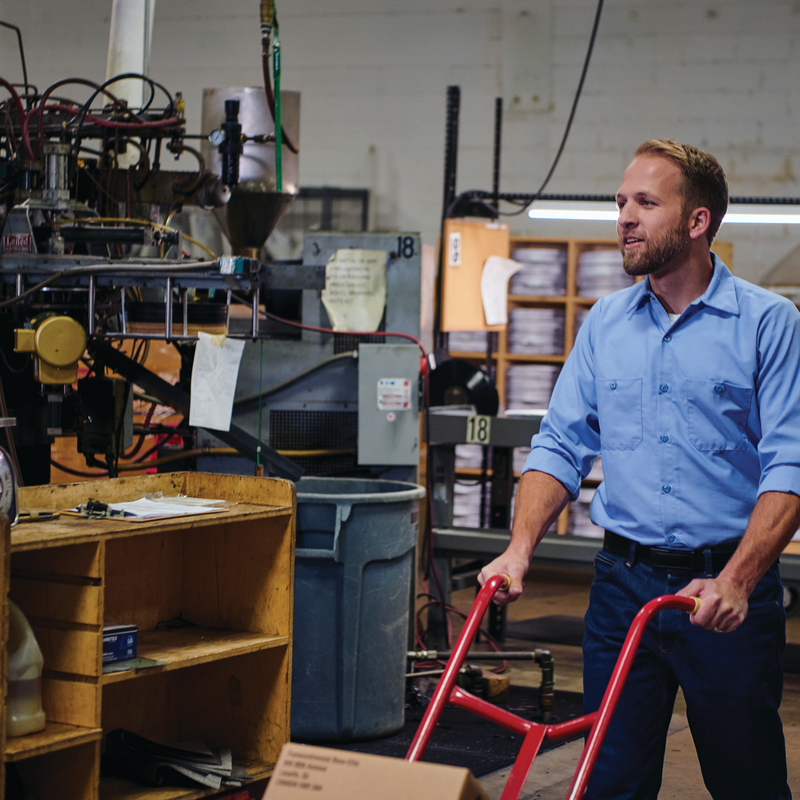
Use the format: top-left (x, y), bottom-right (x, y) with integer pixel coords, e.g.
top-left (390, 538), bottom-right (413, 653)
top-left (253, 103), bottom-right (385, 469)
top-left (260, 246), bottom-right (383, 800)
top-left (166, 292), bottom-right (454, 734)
top-left (688, 207), bottom-right (711, 241)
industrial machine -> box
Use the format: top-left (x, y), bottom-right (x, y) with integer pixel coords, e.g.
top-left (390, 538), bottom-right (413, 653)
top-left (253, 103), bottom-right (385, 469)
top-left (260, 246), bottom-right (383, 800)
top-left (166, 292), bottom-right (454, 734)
top-left (0, 10), bottom-right (425, 488)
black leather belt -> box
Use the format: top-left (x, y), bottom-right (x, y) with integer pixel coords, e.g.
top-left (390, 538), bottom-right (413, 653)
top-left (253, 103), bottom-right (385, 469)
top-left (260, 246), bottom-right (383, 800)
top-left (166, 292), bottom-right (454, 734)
top-left (603, 530), bottom-right (739, 572)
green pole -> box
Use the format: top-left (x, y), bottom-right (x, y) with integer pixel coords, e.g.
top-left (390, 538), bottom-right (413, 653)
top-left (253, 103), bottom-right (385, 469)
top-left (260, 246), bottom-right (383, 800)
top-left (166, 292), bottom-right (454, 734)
top-left (273, 29), bottom-right (283, 193)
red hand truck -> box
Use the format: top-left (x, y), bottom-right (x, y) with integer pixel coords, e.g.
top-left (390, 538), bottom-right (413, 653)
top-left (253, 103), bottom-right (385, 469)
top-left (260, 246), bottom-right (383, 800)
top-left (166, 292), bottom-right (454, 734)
top-left (405, 574), bottom-right (701, 800)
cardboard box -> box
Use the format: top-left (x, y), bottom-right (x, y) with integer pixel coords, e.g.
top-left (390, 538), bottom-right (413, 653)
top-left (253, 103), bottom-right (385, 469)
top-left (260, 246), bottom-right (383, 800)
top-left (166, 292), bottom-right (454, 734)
top-left (102, 621), bottom-right (137, 663)
top-left (263, 743), bottom-right (491, 800)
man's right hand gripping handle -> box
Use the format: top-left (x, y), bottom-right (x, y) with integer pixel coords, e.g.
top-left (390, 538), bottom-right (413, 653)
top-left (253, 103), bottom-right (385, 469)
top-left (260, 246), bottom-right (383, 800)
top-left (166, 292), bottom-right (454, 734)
top-left (478, 551), bottom-right (530, 605)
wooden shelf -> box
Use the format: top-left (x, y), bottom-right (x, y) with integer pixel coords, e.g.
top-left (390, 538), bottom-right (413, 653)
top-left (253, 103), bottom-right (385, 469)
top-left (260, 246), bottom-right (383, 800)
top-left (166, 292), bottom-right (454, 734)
top-left (449, 350), bottom-right (497, 360)
top-left (504, 353), bottom-right (566, 363)
top-left (101, 629), bottom-right (291, 685)
top-left (1, 473), bottom-right (296, 800)
top-left (4, 722), bottom-right (102, 763)
top-left (100, 760), bottom-right (274, 800)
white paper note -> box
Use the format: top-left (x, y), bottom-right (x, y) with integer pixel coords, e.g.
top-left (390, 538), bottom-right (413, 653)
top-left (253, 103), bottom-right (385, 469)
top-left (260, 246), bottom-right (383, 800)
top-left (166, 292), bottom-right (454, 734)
top-left (321, 248), bottom-right (387, 331)
top-left (481, 255), bottom-right (525, 326)
top-left (189, 332), bottom-right (246, 431)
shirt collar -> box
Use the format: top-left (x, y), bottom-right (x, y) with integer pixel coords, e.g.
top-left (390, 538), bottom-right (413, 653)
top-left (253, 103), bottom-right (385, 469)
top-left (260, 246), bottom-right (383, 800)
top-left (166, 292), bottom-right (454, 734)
top-left (624, 252), bottom-right (740, 317)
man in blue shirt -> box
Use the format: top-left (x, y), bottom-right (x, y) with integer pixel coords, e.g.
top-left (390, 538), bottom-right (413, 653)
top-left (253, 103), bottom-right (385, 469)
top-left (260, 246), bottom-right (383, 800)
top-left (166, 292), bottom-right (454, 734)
top-left (480, 140), bottom-right (800, 799)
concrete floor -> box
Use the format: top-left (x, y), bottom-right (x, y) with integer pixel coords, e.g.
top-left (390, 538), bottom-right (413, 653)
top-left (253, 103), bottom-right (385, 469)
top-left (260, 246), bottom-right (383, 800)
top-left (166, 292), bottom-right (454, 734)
top-left (447, 564), bottom-right (800, 799)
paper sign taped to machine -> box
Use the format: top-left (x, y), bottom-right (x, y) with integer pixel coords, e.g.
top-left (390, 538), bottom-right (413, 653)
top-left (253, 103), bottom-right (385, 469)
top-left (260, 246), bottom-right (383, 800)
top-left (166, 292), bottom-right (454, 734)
top-left (377, 378), bottom-right (410, 410)
top-left (321, 249), bottom-right (387, 332)
top-left (262, 743), bottom-right (491, 800)
top-left (189, 332), bottom-right (246, 431)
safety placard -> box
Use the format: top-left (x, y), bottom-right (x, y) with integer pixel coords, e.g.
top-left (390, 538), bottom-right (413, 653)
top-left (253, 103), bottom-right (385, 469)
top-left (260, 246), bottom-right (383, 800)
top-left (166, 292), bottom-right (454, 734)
top-left (377, 378), bottom-right (411, 410)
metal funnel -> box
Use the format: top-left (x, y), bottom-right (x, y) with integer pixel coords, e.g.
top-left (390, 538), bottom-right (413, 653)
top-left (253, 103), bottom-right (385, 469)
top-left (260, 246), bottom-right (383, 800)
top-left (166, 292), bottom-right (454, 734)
top-left (201, 87), bottom-right (300, 255)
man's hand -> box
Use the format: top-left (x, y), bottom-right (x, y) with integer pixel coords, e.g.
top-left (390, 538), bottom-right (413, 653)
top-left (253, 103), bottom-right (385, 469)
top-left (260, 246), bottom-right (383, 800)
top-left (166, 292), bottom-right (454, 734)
top-left (478, 552), bottom-right (529, 606)
top-left (676, 576), bottom-right (748, 633)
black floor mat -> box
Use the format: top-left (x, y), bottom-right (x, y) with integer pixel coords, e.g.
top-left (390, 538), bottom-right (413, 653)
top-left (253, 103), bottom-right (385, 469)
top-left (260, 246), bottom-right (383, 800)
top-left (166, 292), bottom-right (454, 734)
top-left (309, 686), bottom-right (585, 778)
top-left (505, 615), bottom-right (586, 647)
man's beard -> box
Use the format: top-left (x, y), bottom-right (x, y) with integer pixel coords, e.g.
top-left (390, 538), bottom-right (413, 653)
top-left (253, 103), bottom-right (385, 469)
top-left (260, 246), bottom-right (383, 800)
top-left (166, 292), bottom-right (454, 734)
top-left (620, 217), bottom-right (691, 276)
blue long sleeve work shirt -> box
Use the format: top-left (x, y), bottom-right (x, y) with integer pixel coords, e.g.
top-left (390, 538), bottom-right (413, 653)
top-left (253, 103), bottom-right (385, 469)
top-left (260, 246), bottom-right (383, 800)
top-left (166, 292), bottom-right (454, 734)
top-left (523, 254), bottom-right (800, 549)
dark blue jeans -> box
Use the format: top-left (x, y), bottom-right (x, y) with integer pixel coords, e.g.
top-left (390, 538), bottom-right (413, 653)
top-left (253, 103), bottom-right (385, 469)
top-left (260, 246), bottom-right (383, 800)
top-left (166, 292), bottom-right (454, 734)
top-left (583, 548), bottom-right (790, 800)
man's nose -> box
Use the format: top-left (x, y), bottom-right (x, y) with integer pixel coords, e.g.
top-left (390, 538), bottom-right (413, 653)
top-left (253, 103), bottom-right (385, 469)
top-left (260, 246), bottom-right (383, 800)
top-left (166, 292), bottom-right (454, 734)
top-left (617, 205), bottom-right (636, 229)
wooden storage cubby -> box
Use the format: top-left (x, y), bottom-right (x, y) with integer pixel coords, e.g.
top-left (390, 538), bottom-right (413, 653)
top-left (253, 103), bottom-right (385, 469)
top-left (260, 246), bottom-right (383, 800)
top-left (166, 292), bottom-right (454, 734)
top-left (448, 235), bottom-right (733, 535)
top-left (2, 472), bottom-right (295, 800)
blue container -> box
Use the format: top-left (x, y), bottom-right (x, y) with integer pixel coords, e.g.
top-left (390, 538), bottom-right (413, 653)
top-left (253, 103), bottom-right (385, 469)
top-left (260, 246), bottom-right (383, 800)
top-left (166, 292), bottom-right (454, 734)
top-left (291, 477), bottom-right (426, 742)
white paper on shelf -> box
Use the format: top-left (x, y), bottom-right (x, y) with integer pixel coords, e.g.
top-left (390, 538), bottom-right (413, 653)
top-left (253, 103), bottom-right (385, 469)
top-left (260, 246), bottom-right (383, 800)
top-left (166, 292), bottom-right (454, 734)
top-left (481, 256), bottom-right (524, 326)
top-left (189, 332), bottom-right (245, 431)
top-left (104, 497), bottom-right (225, 519)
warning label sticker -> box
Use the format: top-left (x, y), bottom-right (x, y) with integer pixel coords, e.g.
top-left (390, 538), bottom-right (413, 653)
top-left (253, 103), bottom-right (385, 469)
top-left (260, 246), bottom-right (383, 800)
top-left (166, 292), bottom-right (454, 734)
top-left (377, 378), bottom-right (411, 411)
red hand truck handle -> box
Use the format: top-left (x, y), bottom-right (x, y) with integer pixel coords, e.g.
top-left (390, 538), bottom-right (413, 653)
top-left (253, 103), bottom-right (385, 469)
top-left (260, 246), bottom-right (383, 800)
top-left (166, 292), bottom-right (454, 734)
top-left (565, 592), bottom-right (699, 799)
top-left (406, 574), bottom-right (510, 761)
top-left (407, 573), bottom-right (702, 800)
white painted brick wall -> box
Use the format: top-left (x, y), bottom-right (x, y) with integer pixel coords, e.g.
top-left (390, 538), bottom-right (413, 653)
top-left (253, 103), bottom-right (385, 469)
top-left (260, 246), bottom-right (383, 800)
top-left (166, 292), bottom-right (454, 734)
top-left (4, 0), bottom-right (800, 280)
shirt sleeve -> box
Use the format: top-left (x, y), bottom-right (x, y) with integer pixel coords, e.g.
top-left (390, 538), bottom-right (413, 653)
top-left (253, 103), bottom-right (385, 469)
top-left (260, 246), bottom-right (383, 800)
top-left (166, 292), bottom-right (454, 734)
top-left (523, 305), bottom-right (602, 500)
top-left (755, 296), bottom-right (800, 498)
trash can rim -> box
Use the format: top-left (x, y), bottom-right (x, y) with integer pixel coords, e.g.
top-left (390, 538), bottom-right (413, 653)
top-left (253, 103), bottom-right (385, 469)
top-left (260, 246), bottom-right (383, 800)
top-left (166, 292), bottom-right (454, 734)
top-left (295, 478), bottom-right (425, 504)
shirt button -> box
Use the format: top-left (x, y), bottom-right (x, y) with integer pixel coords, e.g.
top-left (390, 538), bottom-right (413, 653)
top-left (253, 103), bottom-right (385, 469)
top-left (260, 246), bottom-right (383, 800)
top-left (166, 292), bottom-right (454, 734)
top-left (662, 485), bottom-right (671, 494)
top-left (663, 334), bottom-right (672, 343)
top-left (660, 434), bottom-right (669, 442)
top-left (715, 384), bottom-right (725, 394)
top-left (667, 533), bottom-right (676, 543)
top-left (659, 384), bottom-right (669, 393)
top-left (609, 381), bottom-right (617, 390)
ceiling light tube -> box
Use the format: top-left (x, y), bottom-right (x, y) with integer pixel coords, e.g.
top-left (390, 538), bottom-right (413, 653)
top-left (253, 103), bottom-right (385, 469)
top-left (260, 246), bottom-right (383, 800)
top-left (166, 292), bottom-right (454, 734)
top-left (527, 208), bottom-right (800, 224)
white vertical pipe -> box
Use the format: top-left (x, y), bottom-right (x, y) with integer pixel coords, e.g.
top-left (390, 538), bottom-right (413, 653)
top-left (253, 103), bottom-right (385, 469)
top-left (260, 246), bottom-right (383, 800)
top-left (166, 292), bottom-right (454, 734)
top-left (106, 0), bottom-right (156, 165)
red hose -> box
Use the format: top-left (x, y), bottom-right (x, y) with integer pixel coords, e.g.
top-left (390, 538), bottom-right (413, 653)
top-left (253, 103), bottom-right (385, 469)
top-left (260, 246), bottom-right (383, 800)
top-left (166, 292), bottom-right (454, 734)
top-left (0, 77), bottom-right (32, 160)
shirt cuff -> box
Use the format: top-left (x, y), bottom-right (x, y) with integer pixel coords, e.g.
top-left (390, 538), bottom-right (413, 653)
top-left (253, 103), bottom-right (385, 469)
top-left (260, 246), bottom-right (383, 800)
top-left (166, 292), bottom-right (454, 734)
top-left (523, 448), bottom-right (583, 501)
top-left (758, 465), bottom-right (800, 499)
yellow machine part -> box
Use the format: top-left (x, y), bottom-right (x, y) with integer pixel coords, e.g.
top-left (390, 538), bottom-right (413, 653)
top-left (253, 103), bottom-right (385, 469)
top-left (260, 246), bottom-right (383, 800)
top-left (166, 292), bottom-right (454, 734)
top-left (14, 316), bottom-right (87, 385)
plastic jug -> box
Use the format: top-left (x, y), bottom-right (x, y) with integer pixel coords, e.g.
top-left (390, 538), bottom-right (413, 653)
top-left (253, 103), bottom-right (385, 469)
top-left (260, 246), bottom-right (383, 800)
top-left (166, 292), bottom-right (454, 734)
top-left (7, 600), bottom-right (46, 737)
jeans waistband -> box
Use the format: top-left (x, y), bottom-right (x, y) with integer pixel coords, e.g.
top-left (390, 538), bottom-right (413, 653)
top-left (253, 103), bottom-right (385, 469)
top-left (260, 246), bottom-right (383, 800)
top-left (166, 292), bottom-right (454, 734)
top-left (603, 530), bottom-right (740, 572)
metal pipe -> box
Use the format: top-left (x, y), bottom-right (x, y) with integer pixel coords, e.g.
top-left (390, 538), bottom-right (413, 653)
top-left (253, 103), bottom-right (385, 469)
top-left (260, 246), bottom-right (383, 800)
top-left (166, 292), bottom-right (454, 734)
top-left (88, 275), bottom-right (96, 335)
top-left (182, 288), bottom-right (188, 336)
top-left (120, 288), bottom-right (127, 335)
top-left (492, 96), bottom-right (502, 217)
top-left (164, 276), bottom-right (172, 340)
top-left (252, 287), bottom-right (260, 339)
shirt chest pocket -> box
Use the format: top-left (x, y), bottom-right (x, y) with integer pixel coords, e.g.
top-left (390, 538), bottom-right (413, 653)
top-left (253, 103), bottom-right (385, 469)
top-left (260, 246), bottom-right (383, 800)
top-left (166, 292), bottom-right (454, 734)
top-left (686, 380), bottom-right (752, 452)
top-left (596, 377), bottom-right (643, 451)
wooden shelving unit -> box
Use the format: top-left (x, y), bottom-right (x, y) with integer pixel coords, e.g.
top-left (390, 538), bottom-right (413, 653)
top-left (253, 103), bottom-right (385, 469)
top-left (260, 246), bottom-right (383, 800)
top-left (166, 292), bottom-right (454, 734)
top-left (2, 472), bottom-right (295, 800)
top-left (448, 235), bottom-right (733, 536)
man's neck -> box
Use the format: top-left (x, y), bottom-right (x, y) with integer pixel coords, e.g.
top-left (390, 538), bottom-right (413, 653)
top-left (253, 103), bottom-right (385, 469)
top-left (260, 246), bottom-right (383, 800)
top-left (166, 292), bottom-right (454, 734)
top-left (648, 247), bottom-right (715, 316)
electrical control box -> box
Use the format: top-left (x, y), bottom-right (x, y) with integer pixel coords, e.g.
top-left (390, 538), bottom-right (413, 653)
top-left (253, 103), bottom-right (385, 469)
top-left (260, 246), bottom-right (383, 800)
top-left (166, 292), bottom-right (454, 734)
top-left (357, 344), bottom-right (420, 466)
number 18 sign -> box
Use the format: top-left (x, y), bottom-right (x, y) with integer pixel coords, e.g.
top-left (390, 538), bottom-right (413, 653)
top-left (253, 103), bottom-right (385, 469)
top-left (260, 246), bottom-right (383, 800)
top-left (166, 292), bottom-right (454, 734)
top-left (465, 415), bottom-right (491, 445)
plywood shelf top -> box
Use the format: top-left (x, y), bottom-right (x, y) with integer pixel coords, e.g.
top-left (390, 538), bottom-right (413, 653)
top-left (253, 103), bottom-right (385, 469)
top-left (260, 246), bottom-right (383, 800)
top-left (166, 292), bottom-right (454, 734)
top-left (101, 628), bottom-right (290, 685)
top-left (11, 501), bottom-right (292, 553)
top-left (4, 721), bottom-right (102, 762)
top-left (101, 760), bottom-right (273, 800)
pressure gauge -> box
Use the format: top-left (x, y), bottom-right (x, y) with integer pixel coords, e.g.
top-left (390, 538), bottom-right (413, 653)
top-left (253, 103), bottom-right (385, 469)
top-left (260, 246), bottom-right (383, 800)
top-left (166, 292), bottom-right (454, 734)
top-left (0, 447), bottom-right (19, 526)
top-left (208, 129), bottom-right (227, 147)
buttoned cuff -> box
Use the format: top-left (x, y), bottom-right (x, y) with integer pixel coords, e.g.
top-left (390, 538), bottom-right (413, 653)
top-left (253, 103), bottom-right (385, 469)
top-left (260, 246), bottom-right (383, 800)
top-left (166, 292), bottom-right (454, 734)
top-left (522, 448), bottom-right (583, 500)
top-left (758, 465), bottom-right (800, 499)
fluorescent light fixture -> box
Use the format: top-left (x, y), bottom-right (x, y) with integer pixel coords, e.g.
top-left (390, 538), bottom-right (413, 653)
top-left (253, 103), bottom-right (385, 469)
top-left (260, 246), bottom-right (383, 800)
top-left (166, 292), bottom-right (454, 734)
top-left (723, 213), bottom-right (800, 224)
top-left (528, 208), bottom-right (800, 224)
top-left (528, 209), bottom-right (618, 221)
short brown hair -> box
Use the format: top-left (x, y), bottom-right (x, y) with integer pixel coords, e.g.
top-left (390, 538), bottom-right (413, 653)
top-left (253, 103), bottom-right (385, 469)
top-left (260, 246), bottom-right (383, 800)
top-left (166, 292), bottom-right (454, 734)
top-left (635, 140), bottom-right (728, 244)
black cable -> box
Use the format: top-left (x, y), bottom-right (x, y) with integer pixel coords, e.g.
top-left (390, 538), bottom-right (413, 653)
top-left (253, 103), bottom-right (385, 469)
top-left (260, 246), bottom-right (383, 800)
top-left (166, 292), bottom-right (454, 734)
top-left (0, 21), bottom-right (29, 96)
top-left (459, 0), bottom-right (605, 218)
top-left (71, 73), bottom-right (175, 160)
top-left (0, 348), bottom-right (28, 375)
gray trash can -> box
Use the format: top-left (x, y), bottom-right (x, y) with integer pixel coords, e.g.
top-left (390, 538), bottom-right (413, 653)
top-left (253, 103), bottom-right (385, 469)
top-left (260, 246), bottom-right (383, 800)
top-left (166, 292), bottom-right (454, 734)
top-left (291, 477), bottom-right (426, 742)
